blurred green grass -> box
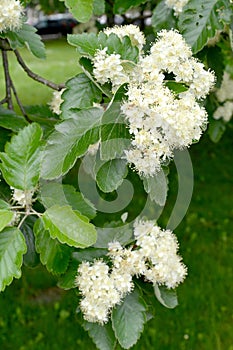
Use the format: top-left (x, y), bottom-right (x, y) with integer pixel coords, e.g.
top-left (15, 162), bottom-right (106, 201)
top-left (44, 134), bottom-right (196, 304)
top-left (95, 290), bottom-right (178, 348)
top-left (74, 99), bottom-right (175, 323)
top-left (0, 39), bottom-right (233, 350)
top-left (0, 38), bottom-right (81, 106)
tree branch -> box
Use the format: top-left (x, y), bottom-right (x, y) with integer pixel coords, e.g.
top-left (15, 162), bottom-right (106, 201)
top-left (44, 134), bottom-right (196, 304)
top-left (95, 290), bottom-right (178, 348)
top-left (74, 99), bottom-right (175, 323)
top-left (1, 49), bottom-right (13, 109)
top-left (14, 49), bottom-right (65, 91)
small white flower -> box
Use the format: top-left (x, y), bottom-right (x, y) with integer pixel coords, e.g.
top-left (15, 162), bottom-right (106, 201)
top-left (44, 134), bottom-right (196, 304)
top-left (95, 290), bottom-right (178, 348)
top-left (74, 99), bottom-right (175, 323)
top-left (0, 0), bottom-right (23, 33)
top-left (11, 188), bottom-right (34, 206)
top-left (104, 24), bottom-right (146, 51)
top-left (165, 0), bottom-right (189, 15)
top-left (49, 89), bottom-right (65, 115)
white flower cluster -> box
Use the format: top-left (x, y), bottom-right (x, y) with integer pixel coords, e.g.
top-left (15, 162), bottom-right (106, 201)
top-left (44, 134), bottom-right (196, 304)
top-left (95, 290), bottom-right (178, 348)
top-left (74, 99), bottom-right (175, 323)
top-left (93, 47), bottom-right (129, 91)
top-left (213, 72), bottom-right (233, 122)
top-left (11, 188), bottom-right (34, 206)
top-left (165, 0), bottom-right (189, 15)
top-left (92, 26), bottom-right (214, 176)
top-left (76, 220), bottom-right (187, 324)
top-left (49, 89), bottom-right (65, 115)
top-left (122, 30), bottom-right (215, 176)
top-left (0, 0), bottom-right (23, 33)
top-left (104, 24), bottom-right (146, 51)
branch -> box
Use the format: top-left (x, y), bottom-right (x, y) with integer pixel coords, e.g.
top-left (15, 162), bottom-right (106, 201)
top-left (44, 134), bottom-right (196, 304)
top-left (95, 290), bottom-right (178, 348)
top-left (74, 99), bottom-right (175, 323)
top-left (1, 49), bottom-right (13, 109)
top-left (14, 49), bottom-right (65, 91)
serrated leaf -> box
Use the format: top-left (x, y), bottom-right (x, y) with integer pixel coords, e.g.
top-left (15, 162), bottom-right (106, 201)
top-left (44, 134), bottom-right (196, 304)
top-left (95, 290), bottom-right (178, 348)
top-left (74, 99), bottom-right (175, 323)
top-left (142, 170), bottom-right (168, 206)
top-left (0, 210), bottom-right (14, 232)
top-left (113, 0), bottom-right (147, 14)
top-left (63, 0), bottom-right (93, 23)
top-left (34, 219), bottom-right (72, 274)
top-left (68, 32), bottom-right (100, 57)
top-left (83, 321), bottom-right (117, 350)
top-left (154, 284), bottom-right (178, 309)
top-left (42, 205), bottom-right (97, 248)
top-left (20, 216), bottom-right (40, 268)
top-left (178, 0), bottom-right (231, 53)
top-left (68, 32), bottom-right (139, 62)
top-left (208, 119), bottom-right (226, 142)
top-left (0, 106), bottom-right (28, 132)
top-left (112, 288), bottom-right (147, 349)
top-left (41, 107), bottom-right (102, 179)
top-left (96, 159), bottom-right (128, 193)
top-left (61, 74), bottom-right (102, 119)
top-left (40, 182), bottom-right (96, 219)
top-left (151, 0), bottom-right (177, 32)
top-left (6, 23), bottom-right (46, 59)
top-left (101, 100), bottom-right (131, 161)
top-left (0, 227), bottom-right (27, 291)
top-left (0, 123), bottom-right (42, 190)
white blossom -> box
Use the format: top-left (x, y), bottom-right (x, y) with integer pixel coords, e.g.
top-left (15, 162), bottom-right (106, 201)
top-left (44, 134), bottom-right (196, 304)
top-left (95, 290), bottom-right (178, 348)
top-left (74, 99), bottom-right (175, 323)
top-left (104, 24), bottom-right (146, 51)
top-left (0, 0), bottom-right (23, 33)
top-left (76, 220), bottom-right (187, 323)
top-left (93, 48), bottom-right (129, 92)
top-left (49, 89), bottom-right (65, 115)
top-left (11, 188), bottom-right (34, 206)
top-left (215, 72), bottom-right (233, 102)
top-left (213, 101), bottom-right (233, 122)
top-left (165, 0), bottom-right (189, 15)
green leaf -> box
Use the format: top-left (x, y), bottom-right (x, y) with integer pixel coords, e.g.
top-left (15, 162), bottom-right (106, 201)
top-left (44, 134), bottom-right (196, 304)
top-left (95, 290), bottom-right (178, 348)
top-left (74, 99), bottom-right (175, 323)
top-left (96, 159), bottom-right (128, 193)
top-left (142, 170), bottom-right (168, 206)
top-left (208, 119), bottom-right (226, 142)
top-left (206, 46), bottom-right (225, 88)
top-left (0, 227), bottom-right (27, 291)
top-left (93, 0), bottom-right (105, 15)
top-left (83, 321), bottom-right (117, 350)
top-left (0, 123), bottom-right (43, 190)
top-left (178, 0), bottom-right (231, 53)
top-left (61, 74), bottom-right (102, 119)
top-left (0, 200), bottom-right (10, 210)
top-left (0, 106), bottom-right (28, 132)
top-left (113, 0), bottom-right (147, 14)
top-left (42, 205), bottom-right (97, 248)
top-left (63, 0), bottom-right (93, 23)
top-left (72, 247), bottom-right (108, 263)
top-left (0, 210), bottom-right (14, 232)
top-left (57, 258), bottom-right (79, 289)
top-left (68, 32), bottom-right (100, 57)
top-left (6, 23), bottom-right (46, 59)
top-left (151, 0), bottom-right (177, 32)
top-left (40, 182), bottom-right (96, 219)
top-left (34, 218), bottom-right (72, 274)
top-left (111, 288), bottom-right (147, 349)
top-left (94, 224), bottom-right (133, 248)
top-left (41, 107), bottom-right (102, 179)
top-left (20, 216), bottom-right (40, 268)
top-left (68, 32), bottom-right (139, 62)
top-left (165, 81), bottom-right (189, 94)
top-left (154, 284), bottom-right (178, 309)
top-left (101, 100), bottom-right (131, 161)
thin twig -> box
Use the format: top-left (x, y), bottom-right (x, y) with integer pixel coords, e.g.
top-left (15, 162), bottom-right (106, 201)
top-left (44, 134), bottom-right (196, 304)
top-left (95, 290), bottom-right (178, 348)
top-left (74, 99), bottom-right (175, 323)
top-left (10, 76), bottom-right (30, 121)
top-left (0, 97), bottom-right (7, 105)
top-left (1, 49), bottom-right (13, 109)
top-left (14, 49), bottom-right (65, 91)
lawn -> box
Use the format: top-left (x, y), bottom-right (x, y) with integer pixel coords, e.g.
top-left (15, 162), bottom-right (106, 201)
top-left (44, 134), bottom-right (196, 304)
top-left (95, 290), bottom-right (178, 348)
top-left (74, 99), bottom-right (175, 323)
top-left (0, 39), bottom-right (233, 350)
top-left (0, 38), bottom-right (81, 107)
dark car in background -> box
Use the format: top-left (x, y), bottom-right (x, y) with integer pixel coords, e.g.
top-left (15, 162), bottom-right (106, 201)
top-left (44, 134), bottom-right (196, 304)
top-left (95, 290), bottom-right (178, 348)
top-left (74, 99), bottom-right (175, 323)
top-left (35, 15), bottom-right (78, 36)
